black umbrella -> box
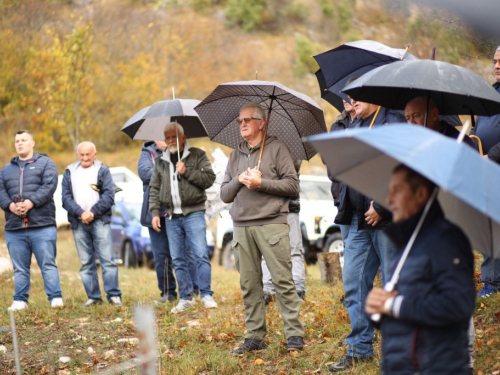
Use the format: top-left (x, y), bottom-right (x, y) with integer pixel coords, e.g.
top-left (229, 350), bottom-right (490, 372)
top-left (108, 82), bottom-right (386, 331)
top-left (121, 99), bottom-right (208, 141)
top-left (342, 59), bottom-right (500, 117)
top-left (194, 80), bottom-right (327, 163)
top-left (315, 69), bottom-right (344, 112)
top-left (314, 40), bottom-right (417, 109)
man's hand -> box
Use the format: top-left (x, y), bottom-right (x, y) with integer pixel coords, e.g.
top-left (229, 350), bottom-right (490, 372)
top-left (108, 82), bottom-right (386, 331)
top-left (152, 216), bottom-right (161, 232)
top-left (9, 202), bottom-right (23, 216)
top-left (365, 201), bottom-right (382, 227)
top-left (15, 199), bottom-right (34, 215)
top-left (365, 287), bottom-right (398, 316)
top-left (81, 211), bottom-right (94, 224)
top-left (176, 161), bottom-right (186, 175)
top-left (240, 167), bottom-right (262, 190)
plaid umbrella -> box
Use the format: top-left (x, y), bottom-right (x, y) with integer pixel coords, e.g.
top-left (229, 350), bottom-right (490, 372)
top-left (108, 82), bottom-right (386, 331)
top-left (194, 80), bottom-right (327, 161)
top-left (121, 99), bottom-right (207, 141)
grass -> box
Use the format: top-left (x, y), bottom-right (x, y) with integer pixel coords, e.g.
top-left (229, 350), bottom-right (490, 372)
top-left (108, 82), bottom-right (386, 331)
top-left (0, 233), bottom-right (499, 374)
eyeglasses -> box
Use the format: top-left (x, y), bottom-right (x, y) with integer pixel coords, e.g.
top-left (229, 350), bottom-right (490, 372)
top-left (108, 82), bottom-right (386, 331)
top-left (236, 117), bottom-right (262, 125)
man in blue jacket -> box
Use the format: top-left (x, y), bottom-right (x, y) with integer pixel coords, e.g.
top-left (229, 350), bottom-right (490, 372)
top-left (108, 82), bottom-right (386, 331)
top-left (330, 91), bottom-right (405, 372)
top-left (62, 141), bottom-right (122, 307)
top-left (138, 140), bottom-right (199, 303)
top-left (471, 46), bottom-right (500, 298)
top-left (0, 130), bottom-right (63, 311)
top-left (366, 164), bottom-right (475, 375)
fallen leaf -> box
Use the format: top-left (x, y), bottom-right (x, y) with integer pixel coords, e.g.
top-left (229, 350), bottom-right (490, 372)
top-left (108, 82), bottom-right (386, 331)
top-left (484, 327), bottom-right (498, 335)
top-left (104, 350), bottom-right (115, 359)
top-left (59, 356), bottom-right (71, 363)
top-left (111, 318), bottom-right (122, 323)
top-left (179, 340), bottom-right (186, 346)
top-left (254, 358), bottom-right (264, 365)
top-left (24, 342), bottom-right (32, 346)
top-left (0, 345), bottom-right (6, 353)
top-left (117, 338), bottom-right (139, 344)
top-left (87, 347), bottom-right (95, 354)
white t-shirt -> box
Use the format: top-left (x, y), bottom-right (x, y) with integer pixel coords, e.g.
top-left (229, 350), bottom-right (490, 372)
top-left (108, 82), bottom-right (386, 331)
top-left (73, 165), bottom-right (100, 212)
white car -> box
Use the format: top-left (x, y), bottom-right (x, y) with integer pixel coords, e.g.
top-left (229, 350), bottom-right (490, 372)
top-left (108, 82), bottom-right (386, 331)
top-left (216, 174), bottom-right (344, 270)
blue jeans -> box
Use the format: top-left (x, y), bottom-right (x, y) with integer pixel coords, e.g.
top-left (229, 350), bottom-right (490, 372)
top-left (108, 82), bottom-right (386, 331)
top-left (73, 219), bottom-right (121, 301)
top-left (165, 211), bottom-right (212, 300)
top-left (6, 226), bottom-right (62, 302)
top-left (148, 217), bottom-right (199, 298)
top-left (481, 255), bottom-right (500, 287)
top-left (340, 214), bottom-right (397, 358)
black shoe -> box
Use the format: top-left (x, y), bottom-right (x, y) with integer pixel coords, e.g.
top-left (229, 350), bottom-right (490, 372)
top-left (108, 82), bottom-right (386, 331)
top-left (297, 291), bottom-right (306, 302)
top-left (339, 295), bottom-right (346, 307)
top-left (82, 298), bottom-right (103, 307)
top-left (230, 338), bottom-right (268, 355)
top-left (287, 336), bottom-right (303, 351)
top-left (264, 293), bottom-right (276, 306)
top-left (328, 356), bottom-right (371, 372)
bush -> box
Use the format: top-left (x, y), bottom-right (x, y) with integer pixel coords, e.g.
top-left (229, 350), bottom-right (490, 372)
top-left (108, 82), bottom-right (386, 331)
top-left (224, 0), bottom-right (266, 31)
top-left (294, 33), bottom-right (320, 76)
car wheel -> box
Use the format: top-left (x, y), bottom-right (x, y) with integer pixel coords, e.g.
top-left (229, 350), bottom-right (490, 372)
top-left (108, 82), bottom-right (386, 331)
top-left (323, 232), bottom-right (344, 268)
top-left (222, 242), bottom-right (237, 271)
top-left (123, 241), bottom-right (137, 269)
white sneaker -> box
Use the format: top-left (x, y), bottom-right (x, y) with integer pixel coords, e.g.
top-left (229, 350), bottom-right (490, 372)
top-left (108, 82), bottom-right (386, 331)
top-left (8, 301), bottom-right (28, 311)
top-left (109, 296), bottom-right (122, 306)
top-left (201, 295), bottom-right (218, 309)
top-left (170, 298), bottom-right (196, 313)
top-left (51, 298), bottom-right (64, 308)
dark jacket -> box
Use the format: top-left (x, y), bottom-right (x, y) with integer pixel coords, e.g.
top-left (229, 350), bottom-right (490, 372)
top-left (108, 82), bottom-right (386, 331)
top-left (380, 201), bottom-right (475, 375)
top-left (0, 153), bottom-right (58, 231)
top-left (334, 107), bottom-right (405, 228)
top-left (138, 141), bottom-right (164, 227)
top-left (471, 82), bottom-right (500, 153)
top-left (220, 135), bottom-right (299, 227)
top-left (61, 160), bottom-right (115, 229)
top-left (288, 160), bottom-right (302, 214)
top-left (328, 110), bottom-right (354, 206)
top-left (439, 120), bottom-right (476, 149)
top-left (149, 143), bottom-right (215, 218)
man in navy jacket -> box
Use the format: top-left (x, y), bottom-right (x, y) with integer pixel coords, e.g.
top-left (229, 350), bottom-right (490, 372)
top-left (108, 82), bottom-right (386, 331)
top-left (366, 165), bottom-right (475, 374)
top-left (0, 130), bottom-right (63, 311)
top-left (62, 141), bottom-right (122, 307)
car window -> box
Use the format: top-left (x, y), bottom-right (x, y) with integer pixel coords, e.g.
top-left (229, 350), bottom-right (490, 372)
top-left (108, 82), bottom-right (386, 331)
top-left (112, 173), bottom-right (129, 183)
top-left (112, 205), bottom-right (123, 218)
top-left (125, 202), bottom-right (142, 223)
top-left (300, 180), bottom-right (331, 201)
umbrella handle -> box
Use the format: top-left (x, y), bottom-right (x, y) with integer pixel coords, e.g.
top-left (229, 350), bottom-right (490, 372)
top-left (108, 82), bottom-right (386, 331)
top-left (470, 135), bottom-right (483, 155)
top-left (256, 98), bottom-right (275, 171)
top-left (369, 106), bottom-right (381, 129)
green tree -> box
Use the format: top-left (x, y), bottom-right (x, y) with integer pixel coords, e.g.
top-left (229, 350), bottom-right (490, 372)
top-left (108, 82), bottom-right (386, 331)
top-left (294, 34), bottom-right (319, 76)
top-left (225, 0), bottom-right (266, 31)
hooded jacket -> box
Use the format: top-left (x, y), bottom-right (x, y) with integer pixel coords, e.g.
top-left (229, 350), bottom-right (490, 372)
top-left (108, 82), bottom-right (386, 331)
top-left (61, 160), bottom-right (115, 229)
top-left (220, 135), bottom-right (299, 227)
top-left (380, 201), bottom-right (475, 375)
top-left (149, 142), bottom-right (215, 218)
top-left (0, 153), bottom-right (58, 231)
top-left (138, 141), bottom-right (164, 227)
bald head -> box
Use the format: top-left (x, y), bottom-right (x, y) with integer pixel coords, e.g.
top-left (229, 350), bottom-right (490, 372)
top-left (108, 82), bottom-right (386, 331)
top-left (77, 141), bottom-right (97, 168)
top-left (404, 96), bottom-right (440, 131)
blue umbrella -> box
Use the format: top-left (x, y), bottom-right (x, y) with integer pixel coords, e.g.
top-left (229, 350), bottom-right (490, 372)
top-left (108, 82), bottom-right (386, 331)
top-left (307, 124), bottom-right (500, 259)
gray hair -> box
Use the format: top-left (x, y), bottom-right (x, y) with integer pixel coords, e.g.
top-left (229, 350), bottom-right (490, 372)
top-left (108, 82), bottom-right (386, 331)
top-left (496, 46), bottom-right (500, 53)
top-left (240, 102), bottom-right (265, 121)
top-left (164, 122), bottom-right (184, 137)
top-left (77, 141), bottom-right (97, 153)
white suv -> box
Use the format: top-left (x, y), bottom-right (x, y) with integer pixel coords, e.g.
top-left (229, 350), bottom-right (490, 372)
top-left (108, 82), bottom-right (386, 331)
top-left (216, 175), bottom-right (344, 270)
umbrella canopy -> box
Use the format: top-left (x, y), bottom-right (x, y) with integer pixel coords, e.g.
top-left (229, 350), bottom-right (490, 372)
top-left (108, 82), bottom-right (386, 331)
top-left (315, 69), bottom-right (344, 112)
top-left (342, 59), bottom-right (500, 116)
top-left (121, 99), bottom-right (208, 141)
top-left (194, 80), bottom-right (327, 161)
top-left (314, 40), bottom-right (417, 108)
top-left (307, 124), bottom-right (500, 258)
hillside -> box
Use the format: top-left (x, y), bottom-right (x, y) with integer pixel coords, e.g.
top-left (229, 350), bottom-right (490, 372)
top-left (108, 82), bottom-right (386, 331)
top-left (0, 0), bottom-right (497, 166)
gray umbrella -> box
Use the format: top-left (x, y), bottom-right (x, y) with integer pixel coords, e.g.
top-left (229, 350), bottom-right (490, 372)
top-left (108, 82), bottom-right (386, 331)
top-left (194, 80), bottom-right (327, 162)
top-left (342, 59), bottom-right (500, 116)
top-left (121, 99), bottom-right (207, 141)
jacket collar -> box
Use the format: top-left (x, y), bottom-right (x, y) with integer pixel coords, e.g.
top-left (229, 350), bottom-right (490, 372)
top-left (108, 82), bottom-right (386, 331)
top-left (161, 141), bottom-right (191, 163)
top-left (11, 152), bottom-right (43, 165)
top-left (384, 199), bottom-right (444, 250)
top-left (67, 159), bottom-right (103, 172)
top-left (237, 135), bottom-right (278, 155)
